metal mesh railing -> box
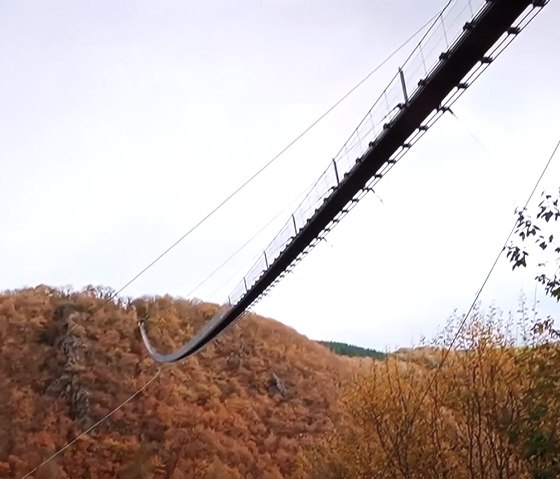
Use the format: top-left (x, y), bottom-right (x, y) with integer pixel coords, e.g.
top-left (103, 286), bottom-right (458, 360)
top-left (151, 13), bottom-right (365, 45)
top-left (245, 254), bottom-right (267, 290)
top-left (294, 165), bottom-right (338, 230)
top-left (228, 280), bottom-right (246, 306)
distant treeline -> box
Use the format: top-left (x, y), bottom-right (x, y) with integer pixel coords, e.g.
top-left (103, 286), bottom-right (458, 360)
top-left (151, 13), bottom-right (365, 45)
top-left (319, 341), bottom-right (386, 360)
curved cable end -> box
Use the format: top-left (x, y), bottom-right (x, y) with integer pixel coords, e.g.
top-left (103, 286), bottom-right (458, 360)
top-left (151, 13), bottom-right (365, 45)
top-left (137, 316), bottom-right (172, 362)
top-left (137, 313), bottom-right (146, 327)
top-left (138, 304), bottom-right (236, 364)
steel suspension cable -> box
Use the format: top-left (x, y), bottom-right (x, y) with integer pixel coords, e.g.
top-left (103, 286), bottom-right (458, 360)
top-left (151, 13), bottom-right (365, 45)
top-left (109, 6), bottom-right (451, 300)
top-left (19, 368), bottom-right (162, 479)
top-left (398, 135), bottom-right (560, 447)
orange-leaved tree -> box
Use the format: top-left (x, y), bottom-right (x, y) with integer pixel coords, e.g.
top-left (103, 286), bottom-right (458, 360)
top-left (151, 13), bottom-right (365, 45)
top-left (307, 303), bottom-right (560, 478)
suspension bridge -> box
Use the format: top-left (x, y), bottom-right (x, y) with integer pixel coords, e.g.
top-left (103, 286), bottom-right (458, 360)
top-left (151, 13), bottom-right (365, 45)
top-left (140, 0), bottom-right (549, 362)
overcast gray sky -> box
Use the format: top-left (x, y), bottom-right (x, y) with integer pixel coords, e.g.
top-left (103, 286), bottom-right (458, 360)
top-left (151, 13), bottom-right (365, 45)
top-left (1, 0), bottom-right (558, 350)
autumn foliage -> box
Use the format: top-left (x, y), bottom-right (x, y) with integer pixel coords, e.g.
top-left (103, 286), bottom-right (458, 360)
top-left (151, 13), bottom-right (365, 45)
top-left (0, 285), bottom-right (355, 478)
top-left (3, 285), bottom-right (559, 478)
top-left (307, 304), bottom-right (560, 478)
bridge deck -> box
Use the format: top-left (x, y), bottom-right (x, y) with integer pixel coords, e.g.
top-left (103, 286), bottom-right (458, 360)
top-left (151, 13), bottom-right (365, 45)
top-left (141, 0), bottom-right (546, 363)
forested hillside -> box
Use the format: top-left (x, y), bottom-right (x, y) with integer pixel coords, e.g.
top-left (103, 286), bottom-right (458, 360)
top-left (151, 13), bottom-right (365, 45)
top-left (318, 340), bottom-right (386, 360)
top-left (308, 307), bottom-right (560, 478)
top-left (0, 286), bottom-right (356, 478)
top-left (4, 286), bottom-right (559, 478)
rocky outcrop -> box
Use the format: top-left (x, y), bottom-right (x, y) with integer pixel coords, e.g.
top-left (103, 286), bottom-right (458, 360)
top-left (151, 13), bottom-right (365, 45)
top-left (269, 372), bottom-right (287, 399)
top-left (45, 304), bottom-right (92, 429)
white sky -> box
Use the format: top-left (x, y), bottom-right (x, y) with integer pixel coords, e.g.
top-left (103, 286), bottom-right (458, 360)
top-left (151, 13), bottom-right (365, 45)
top-left (1, 0), bottom-right (559, 350)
